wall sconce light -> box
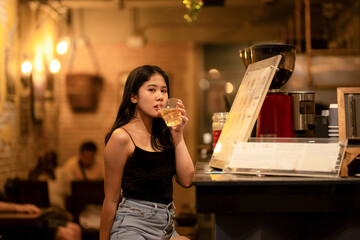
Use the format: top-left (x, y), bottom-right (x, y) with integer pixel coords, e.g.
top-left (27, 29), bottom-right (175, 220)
top-left (56, 37), bottom-right (70, 55)
top-left (49, 59), bottom-right (61, 73)
top-left (21, 60), bottom-right (32, 75)
top-left (20, 58), bottom-right (32, 94)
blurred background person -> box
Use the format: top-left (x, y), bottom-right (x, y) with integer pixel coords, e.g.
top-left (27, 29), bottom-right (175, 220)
top-left (26, 151), bottom-right (82, 240)
top-left (0, 201), bottom-right (41, 214)
top-left (0, 191), bottom-right (81, 240)
top-left (64, 141), bottom-right (105, 181)
top-left (29, 151), bottom-right (72, 210)
top-left (63, 141), bottom-right (104, 231)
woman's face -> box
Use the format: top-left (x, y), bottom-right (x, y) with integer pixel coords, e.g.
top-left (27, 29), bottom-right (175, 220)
top-left (133, 73), bottom-right (168, 118)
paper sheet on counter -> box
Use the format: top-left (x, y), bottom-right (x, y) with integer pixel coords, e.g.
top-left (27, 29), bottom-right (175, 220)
top-left (229, 142), bottom-right (341, 172)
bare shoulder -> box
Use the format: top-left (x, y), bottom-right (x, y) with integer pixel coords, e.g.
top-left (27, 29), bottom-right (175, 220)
top-left (109, 128), bottom-right (131, 145)
top-left (105, 128), bottom-right (133, 158)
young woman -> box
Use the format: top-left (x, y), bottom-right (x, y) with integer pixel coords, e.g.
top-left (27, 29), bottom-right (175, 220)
top-left (99, 65), bottom-right (194, 240)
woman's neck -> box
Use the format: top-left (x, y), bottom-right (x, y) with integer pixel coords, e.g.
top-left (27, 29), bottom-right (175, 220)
top-left (131, 111), bottom-right (153, 135)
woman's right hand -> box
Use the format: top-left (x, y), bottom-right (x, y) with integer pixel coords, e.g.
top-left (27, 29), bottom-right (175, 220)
top-left (169, 99), bottom-right (188, 134)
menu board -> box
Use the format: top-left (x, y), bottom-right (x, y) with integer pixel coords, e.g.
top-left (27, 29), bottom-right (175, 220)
top-left (223, 138), bottom-right (346, 178)
top-left (208, 55), bottom-right (282, 169)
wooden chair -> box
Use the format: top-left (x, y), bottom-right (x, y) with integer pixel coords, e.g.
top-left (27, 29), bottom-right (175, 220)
top-left (70, 180), bottom-right (104, 222)
top-left (11, 180), bottom-right (50, 208)
top-left (70, 180), bottom-right (104, 240)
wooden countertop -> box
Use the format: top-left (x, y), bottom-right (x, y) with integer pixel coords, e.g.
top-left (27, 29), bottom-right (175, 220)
top-left (193, 160), bottom-right (360, 186)
top-left (193, 160), bottom-right (360, 214)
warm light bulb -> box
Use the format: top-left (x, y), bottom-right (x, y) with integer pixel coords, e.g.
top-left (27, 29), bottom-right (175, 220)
top-left (21, 61), bottom-right (32, 74)
top-left (225, 82), bottom-right (234, 94)
top-left (199, 78), bottom-right (210, 90)
top-left (56, 40), bottom-right (69, 55)
top-left (209, 68), bottom-right (221, 79)
top-left (49, 59), bottom-right (61, 73)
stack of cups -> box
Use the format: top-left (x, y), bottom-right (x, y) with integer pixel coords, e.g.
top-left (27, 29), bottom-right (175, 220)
top-left (328, 104), bottom-right (339, 138)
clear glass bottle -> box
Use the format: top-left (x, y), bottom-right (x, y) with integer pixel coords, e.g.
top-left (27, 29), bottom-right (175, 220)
top-left (212, 112), bottom-right (228, 149)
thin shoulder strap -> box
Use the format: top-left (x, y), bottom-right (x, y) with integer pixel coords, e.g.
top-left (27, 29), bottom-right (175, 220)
top-left (121, 128), bottom-right (136, 147)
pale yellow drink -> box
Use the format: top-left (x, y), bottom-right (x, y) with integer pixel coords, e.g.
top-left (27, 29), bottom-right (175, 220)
top-left (160, 107), bottom-right (182, 127)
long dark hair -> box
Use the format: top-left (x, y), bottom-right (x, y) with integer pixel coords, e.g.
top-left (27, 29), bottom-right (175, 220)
top-left (28, 151), bottom-right (58, 180)
top-left (105, 65), bottom-right (173, 150)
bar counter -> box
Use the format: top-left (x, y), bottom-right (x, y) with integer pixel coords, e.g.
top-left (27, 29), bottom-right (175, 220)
top-left (193, 160), bottom-right (360, 240)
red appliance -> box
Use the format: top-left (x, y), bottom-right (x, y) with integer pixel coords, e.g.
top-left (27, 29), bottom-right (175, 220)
top-left (256, 93), bottom-right (294, 137)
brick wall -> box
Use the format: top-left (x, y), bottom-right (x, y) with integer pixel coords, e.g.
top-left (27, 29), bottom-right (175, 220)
top-left (0, 0), bottom-right (23, 190)
top-left (0, 3), bottom-right (61, 191)
top-left (0, 102), bottom-right (25, 189)
top-left (0, 86), bottom-right (60, 190)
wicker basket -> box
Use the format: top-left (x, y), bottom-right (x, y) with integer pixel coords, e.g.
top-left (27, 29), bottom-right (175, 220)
top-left (66, 73), bottom-right (103, 112)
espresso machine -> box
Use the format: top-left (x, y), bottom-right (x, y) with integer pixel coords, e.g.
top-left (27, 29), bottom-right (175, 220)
top-left (240, 44), bottom-right (296, 137)
top-left (288, 91), bottom-right (315, 137)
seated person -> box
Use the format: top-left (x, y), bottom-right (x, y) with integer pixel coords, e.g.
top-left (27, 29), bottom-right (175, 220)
top-left (29, 151), bottom-right (58, 181)
top-left (26, 152), bottom-right (83, 239)
top-left (29, 151), bottom-right (72, 210)
top-left (0, 199), bottom-right (81, 240)
top-left (64, 142), bottom-right (104, 229)
top-left (63, 141), bottom-right (104, 181)
top-left (0, 201), bottom-right (41, 214)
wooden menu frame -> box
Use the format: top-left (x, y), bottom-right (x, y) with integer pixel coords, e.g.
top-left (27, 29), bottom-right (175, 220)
top-left (337, 87), bottom-right (360, 177)
top-left (208, 55), bottom-right (282, 169)
top-left (337, 87), bottom-right (360, 140)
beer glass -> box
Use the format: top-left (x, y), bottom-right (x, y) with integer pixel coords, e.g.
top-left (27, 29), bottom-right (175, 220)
top-left (160, 98), bottom-right (182, 127)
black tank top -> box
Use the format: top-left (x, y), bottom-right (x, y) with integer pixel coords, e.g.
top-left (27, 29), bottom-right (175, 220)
top-left (121, 128), bottom-right (176, 204)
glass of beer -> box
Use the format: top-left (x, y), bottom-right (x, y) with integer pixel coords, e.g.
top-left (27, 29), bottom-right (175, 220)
top-left (160, 98), bottom-right (182, 127)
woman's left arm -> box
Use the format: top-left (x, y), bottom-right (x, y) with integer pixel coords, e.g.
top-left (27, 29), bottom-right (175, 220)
top-left (170, 100), bottom-right (194, 188)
